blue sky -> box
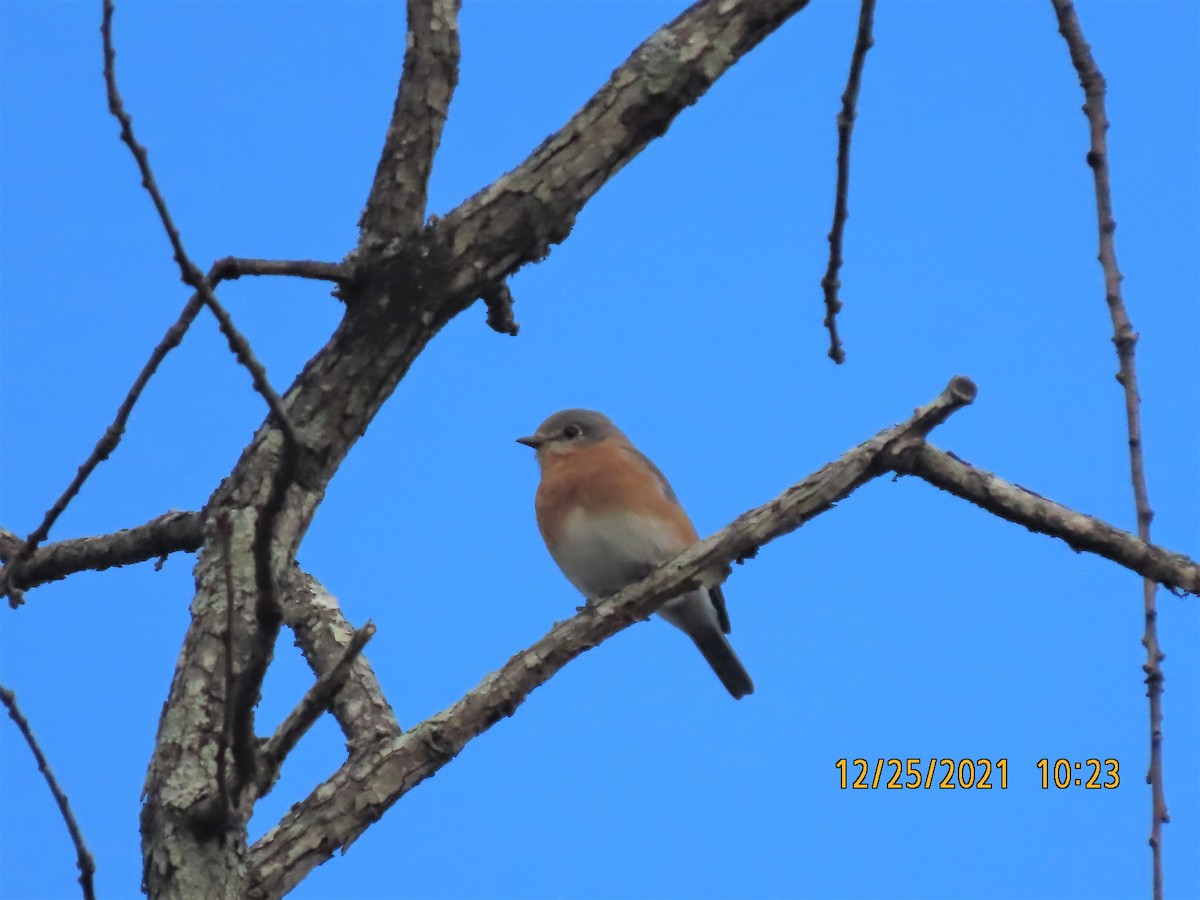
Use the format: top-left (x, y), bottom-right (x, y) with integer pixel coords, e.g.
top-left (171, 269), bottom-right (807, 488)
top-left (1, 1), bottom-right (1197, 898)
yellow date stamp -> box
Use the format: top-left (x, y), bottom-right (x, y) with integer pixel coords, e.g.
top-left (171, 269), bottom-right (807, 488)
top-left (835, 758), bottom-right (1008, 790)
top-left (1036, 758), bottom-right (1119, 789)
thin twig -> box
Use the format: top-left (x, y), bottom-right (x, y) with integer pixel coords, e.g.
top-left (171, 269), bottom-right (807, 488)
top-left (102, 1), bottom-right (300, 776)
top-left (101, 0), bottom-right (299, 462)
top-left (819, 0), bottom-right (876, 365)
top-left (209, 257), bottom-right (347, 285)
top-left (256, 621), bottom-right (377, 797)
top-left (195, 288), bottom-right (299, 452)
top-left (0, 244), bottom-right (307, 608)
top-left (1, 684), bottom-right (97, 900)
top-left (281, 569), bottom-right (402, 750)
top-left (1048, 3), bottom-right (1166, 894)
top-left (5, 33), bottom-right (330, 599)
top-left (0, 292), bottom-right (205, 608)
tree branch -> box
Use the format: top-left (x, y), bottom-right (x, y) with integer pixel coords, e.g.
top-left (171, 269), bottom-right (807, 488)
top-left (209, 257), bottom-right (347, 286)
top-left (881, 442), bottom-right (1199, 595)
top-left (0, 291), bottom-right (204, 609)
top-left (244, 370), bottom-right (1198, 896)
top-left (0, 511), bottom-right (202, 594)
top-left (1048, 2), bottom-right (1166, 891)
top-left (140, 4), bottom-right (818, 895)
top-left (97, 1), bottom-right (317, 887)
top-left (0, 254), bottom-right (333, 608)
top-left (255, 621), bottom-right (377, 798)
top-left (1, 683), bottom-right (97, 900)
top-left (359, 0), bottom-right (461, 242)
top-left (279, 569), bottom-right (402, 751)
top-left (436, 0), bottom-right (813, 304)
top-left (819, 0), bottom-right (876, 365)
top-left (244, 376), bottom-right (975, 897)
top-left (103, 0), bottom-right (301, 594)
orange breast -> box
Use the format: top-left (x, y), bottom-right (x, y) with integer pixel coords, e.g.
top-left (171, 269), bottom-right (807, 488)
top-left (534, 441), bottom-right (698, 555)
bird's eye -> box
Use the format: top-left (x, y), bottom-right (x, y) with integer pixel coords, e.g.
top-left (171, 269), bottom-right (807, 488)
top-left (562, 424), bottom-right (582, 440)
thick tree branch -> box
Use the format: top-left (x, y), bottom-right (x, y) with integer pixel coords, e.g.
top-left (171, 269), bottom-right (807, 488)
top-left (881, 442), bottom-right (1199, 596)
top-left (244, 376), bottom-right (975, 897)
top-left (435, 0), bottom-right (812, 304)
top-left (1, 684), bottom-right (97, 900)
top-left (359, 0), bottom-right (461, 241)
top-left (0, 511), bottom-right (202, 593)
top-left (819, 0), bottom-right (876, 365)
top-left (98, 1), bottom-right (306, 890)
top-left (141, 3), bottom-right (815, 895)
top-left (244, 371), bottom-right (1197, 896)
top-left (1049, 2), bottom-right (1166, 891)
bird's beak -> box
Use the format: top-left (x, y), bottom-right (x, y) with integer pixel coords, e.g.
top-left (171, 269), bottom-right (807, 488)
top-left (516, 435), bottom-right (542, 449)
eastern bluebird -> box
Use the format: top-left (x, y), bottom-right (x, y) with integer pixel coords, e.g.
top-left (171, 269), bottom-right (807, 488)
top-left (517, 409), bottom-right (754, 699)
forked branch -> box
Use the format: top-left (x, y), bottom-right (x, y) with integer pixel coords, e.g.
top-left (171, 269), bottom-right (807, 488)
top-left (245, 377), bottom-right (976, 895)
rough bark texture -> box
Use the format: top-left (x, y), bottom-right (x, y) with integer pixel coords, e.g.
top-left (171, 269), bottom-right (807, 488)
top-left (2, 1), bottom-right (1189, 898)
top-left (135, 1), bottom-right (814, 896)
top-left (881, 443), bottom-right (1199, 595)
top-left (243, 377), bottom-right (976, 898)
top-left (0, 513), bottom-right (202, 591)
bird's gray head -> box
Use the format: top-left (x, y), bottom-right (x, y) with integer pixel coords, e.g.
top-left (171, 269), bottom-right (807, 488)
top-left (516, 409), bottom-right (624, 454)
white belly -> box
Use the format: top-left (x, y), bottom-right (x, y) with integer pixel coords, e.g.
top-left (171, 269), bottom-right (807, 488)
top-left (549, 507), bottom-right (686, 600)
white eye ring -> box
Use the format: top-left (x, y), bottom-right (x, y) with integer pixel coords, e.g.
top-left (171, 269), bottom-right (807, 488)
top-left (562, 424), bottom-right (582, 440)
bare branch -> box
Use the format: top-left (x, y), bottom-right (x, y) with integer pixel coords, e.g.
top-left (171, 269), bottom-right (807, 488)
top-left (0, 511), bottom-right (202, 594)
top-left (209, 257), bottom-right (347, 286)
top-left (255, 622), bottom-right (377, 798)
top-left (819, 0), bottom-right (876, 365)
top-left (246, 369), bottom-right (1198, 894)
top-left (189, 281), bottom-right (299, 457)
top-left (0, 252), bottom-right (329, 607)
top-left (280, 569), bottom-right (402, 750)
top-left (141, 5), bottom-right (820, 894)
top-left (437, 0), bottom-right (813, 303)
top-left (1, 292), bottom-right (203, 607)
top-left (881, 442), bottom-right (1199, 595)
top-left (245, 376), bottom-right (975, 896)
top-left (1, 683), bottom-right (97, 900)
top-left (0, 246), bottom-right (332, 606)
top-left (102, 0), bottom-right (205, 292)
top-left (1048, 1), bottom-right (1167, 890)
top-left (103, 5), bottom-right (303, 834)
top-left (360, 0), bottom-right (462, 241)
top-left (102, 0), bottom-right (300, 507)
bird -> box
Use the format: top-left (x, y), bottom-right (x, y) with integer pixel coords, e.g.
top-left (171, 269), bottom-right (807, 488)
top-left (517, 409), bottom-right (754, 699)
